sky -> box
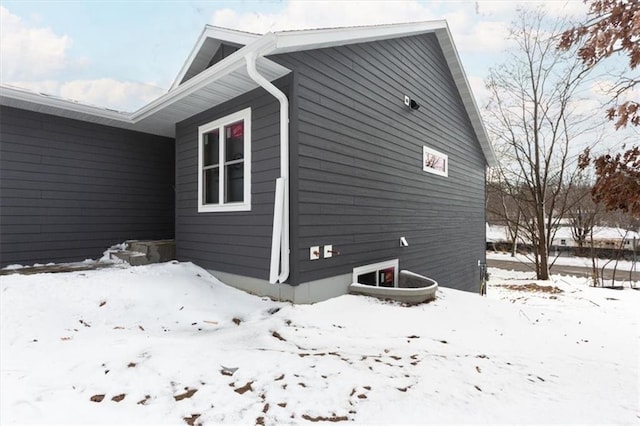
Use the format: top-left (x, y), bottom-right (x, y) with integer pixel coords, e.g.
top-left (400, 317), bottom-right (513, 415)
top-left (1, 0), bottom-right (594, 112)
top-left (1, 0), bottom-right (635, 154)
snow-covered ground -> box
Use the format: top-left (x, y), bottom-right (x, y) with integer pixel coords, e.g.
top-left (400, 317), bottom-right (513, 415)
top-left (486, 224), bottom-right (640, 246)
top-left (1, 261), bottom-right (639, 424)
top-left (487, 250), bottom-right (639, 273)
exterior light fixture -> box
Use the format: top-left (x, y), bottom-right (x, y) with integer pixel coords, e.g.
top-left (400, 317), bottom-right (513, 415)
top-left (404, 95), bottom-right (420, 111)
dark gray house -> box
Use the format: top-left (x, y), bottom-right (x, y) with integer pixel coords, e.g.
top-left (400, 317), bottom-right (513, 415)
top-left (0, 21), bottom-right (496, 302)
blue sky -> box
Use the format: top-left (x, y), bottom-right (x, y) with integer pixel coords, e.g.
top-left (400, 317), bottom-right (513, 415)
top-left (1, 0), bottom-right (597, 112)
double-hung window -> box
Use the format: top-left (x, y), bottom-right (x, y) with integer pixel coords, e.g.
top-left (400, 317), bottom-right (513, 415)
top-left (198, 108), bottom-right (251, 212)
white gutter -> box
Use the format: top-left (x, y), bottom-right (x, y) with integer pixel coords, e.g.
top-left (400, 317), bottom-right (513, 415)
top-left (245, 52), bottom-right (290, 284)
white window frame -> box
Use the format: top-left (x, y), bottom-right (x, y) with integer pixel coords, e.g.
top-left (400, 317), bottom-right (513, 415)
top-left (423, 145), bottom-right (448, 177)
top-left (197, 108), bottom-right (252, 213)
top-left (352, 259), bottom-right (399, 287)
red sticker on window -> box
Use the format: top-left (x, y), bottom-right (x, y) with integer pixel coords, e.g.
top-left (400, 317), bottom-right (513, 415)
top-left (230, 123), bottom-right (243, 138)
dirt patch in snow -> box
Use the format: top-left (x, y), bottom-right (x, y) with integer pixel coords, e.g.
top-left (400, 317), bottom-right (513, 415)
top-left (496, 283), bottom-right (564, 294)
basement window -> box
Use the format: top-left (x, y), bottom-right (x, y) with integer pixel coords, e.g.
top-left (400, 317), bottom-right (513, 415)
top-left (423, 145), bottom-right (448, 177)
top-left (198, 108), bottom-right (251, 212)
top-left (353, 259), bottom-right (399, 288)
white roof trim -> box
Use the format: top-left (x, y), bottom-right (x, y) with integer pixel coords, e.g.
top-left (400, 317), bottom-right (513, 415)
top-left (1, 21), bottom-right (497, 166)
top-left (270, 20), bottom-right (448, 54)
top-left (0, 84), bottom-right (132, 121)
top-left (170, 25), bottom-right (260, 91)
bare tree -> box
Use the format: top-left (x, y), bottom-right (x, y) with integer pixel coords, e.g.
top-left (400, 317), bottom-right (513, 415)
top-left (485, 8), bottom-right (599, 280)
top-left (486, 170), bottom-right (525, 256)
top-left (566, 182), bottom-right (602, 253)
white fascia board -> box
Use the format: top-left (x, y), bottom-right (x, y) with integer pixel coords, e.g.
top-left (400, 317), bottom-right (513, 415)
top-left (0, 84), bottom-right (133, 123)
top-left (269, 20), bottom-right (447, 54)
top-left (170, 26), bottom-right (262, 91)
top-left (204, 25), bottom-right (262, 45)
top-left (433, 26), bottom-right (498, 168)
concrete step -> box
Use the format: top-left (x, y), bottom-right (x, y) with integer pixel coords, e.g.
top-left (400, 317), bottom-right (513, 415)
top-left (112, 250), bottom-right (151, 266)
top-left (111, 239), bottom-right (175, 266)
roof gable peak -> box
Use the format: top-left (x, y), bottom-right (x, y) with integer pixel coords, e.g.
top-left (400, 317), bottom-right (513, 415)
top-left (170, 26), bottom-right (261, 90)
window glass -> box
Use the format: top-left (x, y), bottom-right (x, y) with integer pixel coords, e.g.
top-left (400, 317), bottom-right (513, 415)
top-left (204, 168), bottom-right (219, 204)
top-left (225, 163), bottom-right (244, 203)
top-left (225, 121), bottom-right (244, 161)
top-left (203, 130), bottom-right (219, 167)
top-left (357, 271), bottom-right (377, 286)
top-left (379, 267), bottom-right (395, 287)
top-left (425, 152), bottom-right (446, 172)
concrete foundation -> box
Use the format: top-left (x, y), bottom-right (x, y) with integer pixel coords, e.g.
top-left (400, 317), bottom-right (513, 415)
top-left (206, 269), bottom-right (353, 304)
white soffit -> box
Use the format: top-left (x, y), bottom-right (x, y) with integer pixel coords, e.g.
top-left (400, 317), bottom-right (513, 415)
top-left (135, 56), bottom-right (289, 136)
top-left (0, 54), bottom-right (290, 138)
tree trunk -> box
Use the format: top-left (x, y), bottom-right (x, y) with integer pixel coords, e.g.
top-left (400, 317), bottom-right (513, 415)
top-left (537, 213), bottom-right (550, 280)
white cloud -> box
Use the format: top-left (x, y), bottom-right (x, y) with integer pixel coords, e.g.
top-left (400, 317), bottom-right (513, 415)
top-left (591, 78), bottom-right (640, 105)
top-left (0, 6), bottom-right (72, 80)
top-left (475, 0), bottom-right (588, 19)
top-left (212, 0), bottom-right (515, 55)
top-left (6, 78), bottom-right (165, 112)
top-left (0, 7), bottom-right (164, 112)
top-left (213, 0), bottom-right (438, 33)
top-left (446, 14), bottom-right (511, 54)
top-left (58, 79), bottom-right (165, 111)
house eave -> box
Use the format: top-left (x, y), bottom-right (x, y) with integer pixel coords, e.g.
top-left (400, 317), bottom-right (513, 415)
top-left (0, 84), bottom-right (139, 129)
top-left (0, 39), bottom-right (289, 138)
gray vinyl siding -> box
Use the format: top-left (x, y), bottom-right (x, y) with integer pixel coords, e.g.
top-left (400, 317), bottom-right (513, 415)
top-left (0, 106), bottom-right (175, 267)
top-left (174, 80), bottom-right (288, 280)
top-left (274, 34), bottom-right (487, 292)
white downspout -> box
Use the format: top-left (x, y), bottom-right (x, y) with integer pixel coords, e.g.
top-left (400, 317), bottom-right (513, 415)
top-left (245, 52), bottom-right (290, 284)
